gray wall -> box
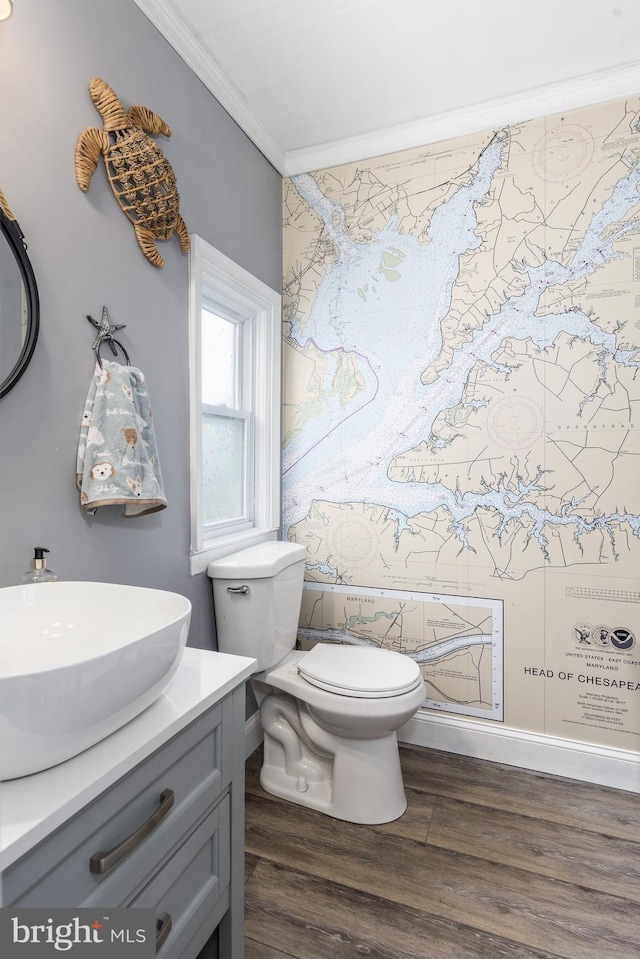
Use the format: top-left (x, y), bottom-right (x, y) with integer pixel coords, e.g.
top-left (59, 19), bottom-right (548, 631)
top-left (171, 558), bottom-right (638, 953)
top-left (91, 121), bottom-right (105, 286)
top-left (0, 0), bottom-right (283, 648)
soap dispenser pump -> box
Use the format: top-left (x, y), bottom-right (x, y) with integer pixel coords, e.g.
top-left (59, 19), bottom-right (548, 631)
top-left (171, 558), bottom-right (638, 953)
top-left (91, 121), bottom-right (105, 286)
top-left (22, 547), bottom-right (58, 584)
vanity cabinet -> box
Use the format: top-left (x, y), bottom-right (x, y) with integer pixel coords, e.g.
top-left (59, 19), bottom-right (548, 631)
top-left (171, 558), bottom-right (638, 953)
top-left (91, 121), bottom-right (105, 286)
top-left (0, 650), bottom-right (255, 959)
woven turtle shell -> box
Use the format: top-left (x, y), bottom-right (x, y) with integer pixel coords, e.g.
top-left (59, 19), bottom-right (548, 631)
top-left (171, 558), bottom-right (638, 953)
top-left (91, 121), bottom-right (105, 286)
top-left (107, 127), bottom-right (179, 241)
top-left (75, 78), bottom-right (189, 268)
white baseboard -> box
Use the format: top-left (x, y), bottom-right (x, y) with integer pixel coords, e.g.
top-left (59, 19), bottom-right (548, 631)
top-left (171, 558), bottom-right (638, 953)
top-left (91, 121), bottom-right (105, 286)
top-left (245, 710), bottom-right (264, 759)
top-left (399, 711), bottom-right (640, 794)
top-left (245, 707), bottom-right (640, 793)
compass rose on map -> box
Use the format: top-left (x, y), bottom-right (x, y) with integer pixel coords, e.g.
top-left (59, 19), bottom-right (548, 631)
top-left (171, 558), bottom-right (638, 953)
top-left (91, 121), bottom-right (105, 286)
top-left (532, 123), bottom-right (595, 181)
top-left (487, 397), bottom-right (544, 450)
top-left (327, 516), bottom-right (379, 569)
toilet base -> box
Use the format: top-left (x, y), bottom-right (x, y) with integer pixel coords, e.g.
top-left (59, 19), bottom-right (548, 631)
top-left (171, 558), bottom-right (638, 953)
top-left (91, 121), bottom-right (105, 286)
top-left (259, 693), bottom-right (408, 824)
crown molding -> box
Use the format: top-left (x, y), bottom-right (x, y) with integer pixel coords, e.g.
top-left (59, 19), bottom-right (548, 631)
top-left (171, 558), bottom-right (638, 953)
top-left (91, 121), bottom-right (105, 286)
top-left (284, 60), bottom-right (640, 175)
top-left (132, 0), bottom-right (286, 173)
top-left (132, 3), bottom-right (640, 181)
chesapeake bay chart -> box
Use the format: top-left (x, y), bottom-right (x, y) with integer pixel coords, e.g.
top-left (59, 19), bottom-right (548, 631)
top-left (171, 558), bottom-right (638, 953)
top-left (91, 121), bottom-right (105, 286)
top-left (299, 583), bottom-right (504, 720)
top-left (283, 97), bottom-right (640, 748)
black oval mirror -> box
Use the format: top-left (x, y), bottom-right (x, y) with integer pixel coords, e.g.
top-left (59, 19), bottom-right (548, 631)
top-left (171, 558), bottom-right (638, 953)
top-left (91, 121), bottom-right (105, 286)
top-left (0, 203), bottom-right (40, 398)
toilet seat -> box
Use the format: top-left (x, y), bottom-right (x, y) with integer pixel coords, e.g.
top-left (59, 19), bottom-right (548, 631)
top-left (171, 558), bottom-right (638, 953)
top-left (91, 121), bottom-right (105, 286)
top-left (297, 643), bottom-right (422, 699)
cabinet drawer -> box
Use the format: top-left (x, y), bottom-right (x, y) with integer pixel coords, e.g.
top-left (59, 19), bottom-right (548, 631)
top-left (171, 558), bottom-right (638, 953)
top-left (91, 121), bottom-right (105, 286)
top-left (4, 701), bottom-right (230, 907)
top-left (130, 796), bottom-right (230, 959)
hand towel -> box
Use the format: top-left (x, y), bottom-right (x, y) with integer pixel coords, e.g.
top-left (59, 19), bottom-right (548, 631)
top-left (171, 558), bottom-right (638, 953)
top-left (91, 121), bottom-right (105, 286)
top-left (77, 360), bottom-right (167, 517)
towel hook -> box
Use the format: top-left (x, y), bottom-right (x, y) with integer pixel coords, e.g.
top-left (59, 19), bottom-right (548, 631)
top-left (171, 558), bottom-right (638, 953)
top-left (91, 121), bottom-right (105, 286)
top-left (94, 333), bottom-right (131, 368)
top-left (86, 306), bottom-right (130, 368)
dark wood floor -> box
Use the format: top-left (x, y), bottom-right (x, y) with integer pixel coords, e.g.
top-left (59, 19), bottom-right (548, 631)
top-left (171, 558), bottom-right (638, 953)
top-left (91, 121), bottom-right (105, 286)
top-left (244, 742), bottom-right (640, 959)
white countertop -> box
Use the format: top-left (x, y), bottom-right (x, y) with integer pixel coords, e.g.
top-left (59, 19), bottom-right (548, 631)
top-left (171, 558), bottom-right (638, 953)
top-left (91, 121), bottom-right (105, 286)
top-left (0, 648), bottom-right (255, 873)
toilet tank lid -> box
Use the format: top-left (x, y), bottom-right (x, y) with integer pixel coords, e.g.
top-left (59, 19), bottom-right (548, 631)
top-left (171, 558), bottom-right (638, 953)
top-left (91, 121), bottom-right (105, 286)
top-left (207, 541), bottom-right (307, 579)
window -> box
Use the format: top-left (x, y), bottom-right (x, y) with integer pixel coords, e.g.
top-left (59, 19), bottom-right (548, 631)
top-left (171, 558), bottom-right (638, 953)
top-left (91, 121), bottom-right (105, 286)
top-left (201, 305), bottom-right (252, 532)
top-left (189, 236), bottom-right (281, 574)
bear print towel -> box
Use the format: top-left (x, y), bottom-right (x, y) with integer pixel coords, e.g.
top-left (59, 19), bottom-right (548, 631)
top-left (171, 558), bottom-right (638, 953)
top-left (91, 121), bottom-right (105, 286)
top-left (76, 360), bottom-right (167, 516)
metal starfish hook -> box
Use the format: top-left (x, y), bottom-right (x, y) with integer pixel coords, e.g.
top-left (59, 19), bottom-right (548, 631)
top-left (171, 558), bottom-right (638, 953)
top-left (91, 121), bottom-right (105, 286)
top-left (86, 305), bottom-right (126, 353)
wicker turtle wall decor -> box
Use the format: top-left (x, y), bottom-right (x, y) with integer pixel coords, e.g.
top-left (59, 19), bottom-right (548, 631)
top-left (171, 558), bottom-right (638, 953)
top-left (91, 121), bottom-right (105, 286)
top-left (0, 186), bottom-right (15, 220)
top-left (75, 78), bottom-right (189, 268)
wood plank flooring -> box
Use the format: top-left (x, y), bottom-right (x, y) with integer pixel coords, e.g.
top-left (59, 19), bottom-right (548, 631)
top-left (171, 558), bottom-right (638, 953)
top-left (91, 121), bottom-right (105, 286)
top-left (244, 743), bottom-right (640, 959)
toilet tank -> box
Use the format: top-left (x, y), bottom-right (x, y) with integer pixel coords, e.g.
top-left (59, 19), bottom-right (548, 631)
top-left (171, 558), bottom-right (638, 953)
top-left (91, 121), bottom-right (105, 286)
top-left (207, 541), bottom-right (307, 670)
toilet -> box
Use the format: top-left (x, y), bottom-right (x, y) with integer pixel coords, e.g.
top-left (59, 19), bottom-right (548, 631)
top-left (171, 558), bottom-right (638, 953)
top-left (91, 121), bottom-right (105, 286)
top-left (208, 540), bottom-right (426, 824)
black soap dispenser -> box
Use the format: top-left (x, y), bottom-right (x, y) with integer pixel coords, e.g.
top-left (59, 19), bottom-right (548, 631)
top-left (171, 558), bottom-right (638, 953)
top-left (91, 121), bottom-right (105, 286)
top-left (22, 547), bottom-right (58, 584)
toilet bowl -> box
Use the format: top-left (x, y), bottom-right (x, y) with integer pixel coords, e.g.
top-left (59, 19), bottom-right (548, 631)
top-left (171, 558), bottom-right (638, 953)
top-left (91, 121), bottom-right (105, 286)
top-left (208, 541), bottom-right (426, 824)
top-left (255, 647), bottom-right (425, 823)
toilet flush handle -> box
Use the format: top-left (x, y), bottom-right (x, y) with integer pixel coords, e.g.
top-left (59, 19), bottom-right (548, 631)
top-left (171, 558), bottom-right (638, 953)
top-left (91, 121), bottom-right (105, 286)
top-left (227, 585), bottom-right (250, 595)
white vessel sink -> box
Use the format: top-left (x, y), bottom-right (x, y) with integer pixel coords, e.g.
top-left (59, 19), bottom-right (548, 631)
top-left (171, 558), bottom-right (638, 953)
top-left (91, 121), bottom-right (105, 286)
top-left (0, 582), bottom-right (191, 780)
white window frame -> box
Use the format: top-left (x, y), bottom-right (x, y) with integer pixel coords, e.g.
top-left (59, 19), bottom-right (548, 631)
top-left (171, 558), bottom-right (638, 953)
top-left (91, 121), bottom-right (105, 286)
top-left (189, 235), bottom-right (281, 575)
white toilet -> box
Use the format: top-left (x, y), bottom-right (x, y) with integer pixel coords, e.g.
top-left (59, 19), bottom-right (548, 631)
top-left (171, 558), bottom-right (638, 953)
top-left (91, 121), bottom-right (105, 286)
top-left (208, 541), bottom-right (426, 824)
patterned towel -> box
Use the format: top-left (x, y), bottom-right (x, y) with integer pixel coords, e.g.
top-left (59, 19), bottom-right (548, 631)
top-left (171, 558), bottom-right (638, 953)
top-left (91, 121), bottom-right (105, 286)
top-left (76, 361), bottom-right (167, 517)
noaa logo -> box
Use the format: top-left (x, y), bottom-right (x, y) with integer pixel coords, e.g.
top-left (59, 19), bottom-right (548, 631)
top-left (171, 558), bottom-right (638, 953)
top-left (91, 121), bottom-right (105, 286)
top-left (610, 627), bottom-right (635, 651)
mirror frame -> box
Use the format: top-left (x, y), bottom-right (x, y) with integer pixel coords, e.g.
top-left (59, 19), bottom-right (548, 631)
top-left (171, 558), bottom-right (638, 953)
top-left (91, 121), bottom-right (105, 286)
top-left (0, 206), bottom-right (40, 398)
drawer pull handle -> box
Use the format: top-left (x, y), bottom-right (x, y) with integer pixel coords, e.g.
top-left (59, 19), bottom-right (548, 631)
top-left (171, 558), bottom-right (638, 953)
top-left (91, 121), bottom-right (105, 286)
top-left (89, 788), bottom-right (175, 875)
top-left (156, 913), bottom-right (172, 953)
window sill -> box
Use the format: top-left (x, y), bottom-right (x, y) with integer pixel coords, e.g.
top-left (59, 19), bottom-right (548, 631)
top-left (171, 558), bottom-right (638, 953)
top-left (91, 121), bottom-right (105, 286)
top-left (190, 528), bottom-right (279, 576)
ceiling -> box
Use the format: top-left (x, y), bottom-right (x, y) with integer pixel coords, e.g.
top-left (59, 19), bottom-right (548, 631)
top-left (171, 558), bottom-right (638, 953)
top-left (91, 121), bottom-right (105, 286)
top-left (133, 0), bottom-right (640, 175)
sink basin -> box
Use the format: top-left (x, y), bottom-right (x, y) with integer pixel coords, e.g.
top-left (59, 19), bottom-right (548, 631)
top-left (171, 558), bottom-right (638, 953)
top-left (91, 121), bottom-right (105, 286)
top-left (0, 582), bottom-right (191, 780)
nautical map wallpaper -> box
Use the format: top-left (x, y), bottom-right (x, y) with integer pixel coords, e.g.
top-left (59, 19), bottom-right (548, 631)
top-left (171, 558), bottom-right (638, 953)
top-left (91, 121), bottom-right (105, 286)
top-left (282, 95), bottom-right (640, 752)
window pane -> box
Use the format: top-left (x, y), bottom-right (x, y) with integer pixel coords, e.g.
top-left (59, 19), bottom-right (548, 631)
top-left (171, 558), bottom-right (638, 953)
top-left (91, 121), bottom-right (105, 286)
top-left (201, 308), bottom-right (237, 407)
top-left (202, 412), bottom-right (246, 525)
